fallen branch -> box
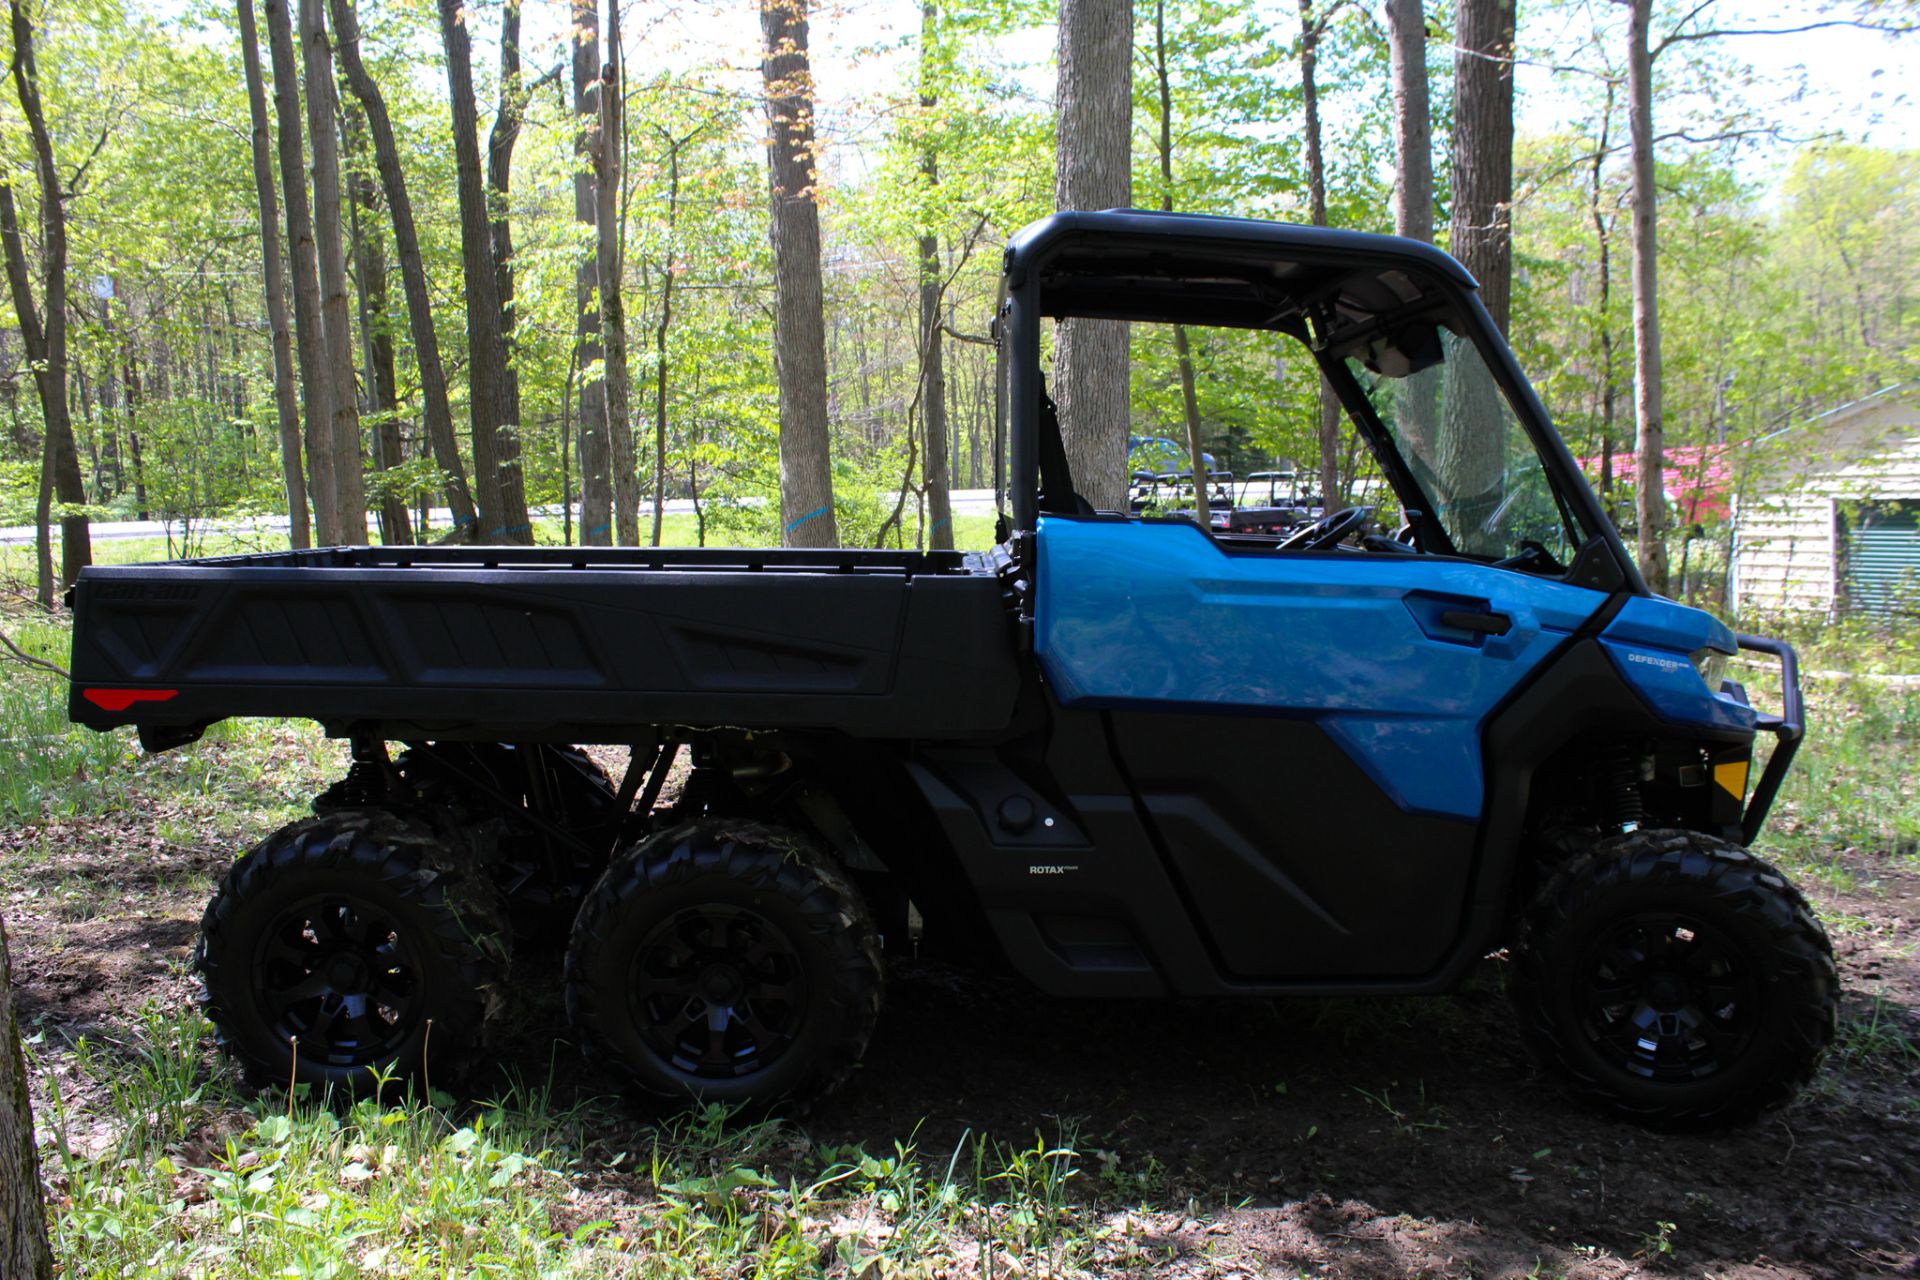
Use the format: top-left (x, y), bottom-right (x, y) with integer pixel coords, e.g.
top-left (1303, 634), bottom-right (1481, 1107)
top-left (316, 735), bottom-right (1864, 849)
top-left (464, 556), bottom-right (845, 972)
top-left (0, 621), bottom-right (69, 679)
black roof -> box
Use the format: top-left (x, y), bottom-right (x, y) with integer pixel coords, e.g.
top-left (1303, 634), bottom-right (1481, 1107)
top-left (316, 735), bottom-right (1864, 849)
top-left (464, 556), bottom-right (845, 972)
top-left (1003, 209), bottom-right (1479, 335)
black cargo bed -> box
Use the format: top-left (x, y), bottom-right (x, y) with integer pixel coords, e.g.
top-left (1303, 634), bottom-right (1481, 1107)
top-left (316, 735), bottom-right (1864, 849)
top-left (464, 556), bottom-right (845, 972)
top-left (68, 545), bottom-right (1022, 744)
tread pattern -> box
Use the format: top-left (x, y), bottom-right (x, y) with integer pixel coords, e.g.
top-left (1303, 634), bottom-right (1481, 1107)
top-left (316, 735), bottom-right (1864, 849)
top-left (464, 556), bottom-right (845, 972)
top-left (1509, 827), bottom-right (1838, 1128)
top-left (565, 819), bottom-right (884, 1107)
top-left (196, 808), bottom-right (510, 1095)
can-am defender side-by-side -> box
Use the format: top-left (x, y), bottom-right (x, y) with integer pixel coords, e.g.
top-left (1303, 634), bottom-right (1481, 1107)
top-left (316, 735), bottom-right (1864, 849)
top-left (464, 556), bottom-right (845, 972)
top-left (66, 211), bottom-right (1833, 1127)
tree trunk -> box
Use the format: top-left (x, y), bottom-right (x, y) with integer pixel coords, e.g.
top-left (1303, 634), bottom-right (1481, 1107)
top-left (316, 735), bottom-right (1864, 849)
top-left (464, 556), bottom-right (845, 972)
top-left (240, 0), bottom-right (311, 550)
top-left (572, 0), bottom-right (611, 546)
top-left (328, 0), bottom-right (479, 539)
top-left (1, 914), bottom-right (54, 1280)
top-left (264, 0), bottom-right (337, 543)
top-left (32, 407), bottom-right (54, 610)
top-left (299, 0), bottom-right (366, 543)
top-left (650, 128), bottom-right (685, 548)
top-left (1436, 0), bottom-right (1515, 552)
top-left (487, 0), bottom-right (528, 458)
top-left (597, 0), bottom-right (639, 546)
top-left (6, 0), bottom-right (91, 589)
top-left (345, 105), bottom-right (412, 546)
top-left (1298, 0), bottom-right (1344, 511)
top-left (1449, 0), bottom-right (1515, 333)
top-left (1590, 81), bottom-right (1618, 521)
top-left (1627, 0), bottom-right (1668, 592)
top-left (761, 0), bottom-right (838, 547)
top-left (1053, 0), bottom-right (1131, 512)
top-left (1385, 0), bottom-right (1432, 244)
top-left (1154, 0), bottom-right (1207, 527)
top-left (1384, 0), bottom-right (1437, 474)
top-left (917, 0), bottom-right (953, 551)
top-left (439, 0), bottom-right (531, 543)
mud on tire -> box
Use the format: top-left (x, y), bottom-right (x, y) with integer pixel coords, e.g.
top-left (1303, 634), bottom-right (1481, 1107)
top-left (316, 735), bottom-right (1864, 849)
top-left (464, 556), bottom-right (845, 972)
top-left (1509, 827), bottom-right (1837, 1128)
top-left (196, 808), bottom-right (509, 1097)
top-left (566, 819), bottom-right (883, 1107)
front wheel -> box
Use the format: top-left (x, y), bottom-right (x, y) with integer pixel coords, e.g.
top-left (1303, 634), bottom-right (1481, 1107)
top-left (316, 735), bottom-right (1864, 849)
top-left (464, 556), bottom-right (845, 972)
top-left (1509, 828), bottom-right (1837, 1128)
top-left (566, 820), bottom-right (883, 1107)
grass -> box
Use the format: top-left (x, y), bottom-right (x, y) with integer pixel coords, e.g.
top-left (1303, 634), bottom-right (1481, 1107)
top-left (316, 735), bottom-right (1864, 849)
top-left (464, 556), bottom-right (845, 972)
top-left (1740, 648), bottom-right (1920, 889)
top-left (28, 995), bottom-right (1107, 1279)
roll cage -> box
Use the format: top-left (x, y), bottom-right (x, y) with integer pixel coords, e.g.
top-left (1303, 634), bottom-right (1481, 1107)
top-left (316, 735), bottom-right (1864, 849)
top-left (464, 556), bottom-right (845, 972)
top-left (994, 209), bottom-right (1647, 596)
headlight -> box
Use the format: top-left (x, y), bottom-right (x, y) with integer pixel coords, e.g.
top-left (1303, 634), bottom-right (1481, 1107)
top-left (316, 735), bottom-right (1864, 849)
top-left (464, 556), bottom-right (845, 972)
top-left (1691, 646), bottom-right (1731, 689)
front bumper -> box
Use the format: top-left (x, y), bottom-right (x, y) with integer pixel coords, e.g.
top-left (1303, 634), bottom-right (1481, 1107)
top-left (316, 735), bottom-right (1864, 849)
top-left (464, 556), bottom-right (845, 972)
top-left (1734, 633), bottom-right (1804, 843)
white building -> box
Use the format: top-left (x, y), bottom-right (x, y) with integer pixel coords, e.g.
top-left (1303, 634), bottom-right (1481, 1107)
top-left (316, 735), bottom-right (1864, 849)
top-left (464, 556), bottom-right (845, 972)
top-left (1729, 383), bottom-right (1920, 619)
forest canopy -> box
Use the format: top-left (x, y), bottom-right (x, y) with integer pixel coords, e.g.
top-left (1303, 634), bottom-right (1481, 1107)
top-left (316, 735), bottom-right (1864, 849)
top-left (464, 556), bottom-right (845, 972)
top-left (0, 0), bottom-right (1913, 580)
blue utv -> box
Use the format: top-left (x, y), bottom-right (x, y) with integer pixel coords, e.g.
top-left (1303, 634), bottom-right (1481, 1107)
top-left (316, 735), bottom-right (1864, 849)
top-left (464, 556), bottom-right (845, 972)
top-left (65, 210), bottom-right (1831, 1127)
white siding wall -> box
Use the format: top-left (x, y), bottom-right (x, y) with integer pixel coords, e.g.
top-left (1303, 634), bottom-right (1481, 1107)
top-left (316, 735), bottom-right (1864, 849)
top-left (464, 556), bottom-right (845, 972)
top-left (1731, 492), bottom-right (1835, 615)
top-left (1731, 392), bottom-right (1920, 617)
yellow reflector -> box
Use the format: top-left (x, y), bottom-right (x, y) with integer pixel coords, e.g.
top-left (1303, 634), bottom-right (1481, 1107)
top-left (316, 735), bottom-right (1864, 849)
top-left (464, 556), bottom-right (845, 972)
top-left (1714, 759), bottom-right (1749, 799)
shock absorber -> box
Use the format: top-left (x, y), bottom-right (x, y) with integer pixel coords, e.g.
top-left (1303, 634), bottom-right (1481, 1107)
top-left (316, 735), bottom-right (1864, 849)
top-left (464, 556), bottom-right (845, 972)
top-left (1603, 745), bottom-right (1645, 833)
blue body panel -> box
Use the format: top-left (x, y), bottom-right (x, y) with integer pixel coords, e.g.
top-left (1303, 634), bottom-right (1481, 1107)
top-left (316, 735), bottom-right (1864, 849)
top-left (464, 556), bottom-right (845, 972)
top-left (1033, 518), bottom-right (1610, 819)
top-left (1599, 597), bottom-right (1756, 733)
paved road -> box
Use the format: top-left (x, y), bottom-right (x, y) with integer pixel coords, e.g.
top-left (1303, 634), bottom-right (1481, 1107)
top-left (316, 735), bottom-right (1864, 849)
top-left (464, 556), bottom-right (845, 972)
top-left (0, 491), bottom-right (1006, 546)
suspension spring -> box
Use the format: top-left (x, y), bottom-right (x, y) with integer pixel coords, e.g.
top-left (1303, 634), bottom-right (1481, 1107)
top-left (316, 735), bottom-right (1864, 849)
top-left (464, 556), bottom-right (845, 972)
top-left (1603, 747), bottom-right (1645, 833)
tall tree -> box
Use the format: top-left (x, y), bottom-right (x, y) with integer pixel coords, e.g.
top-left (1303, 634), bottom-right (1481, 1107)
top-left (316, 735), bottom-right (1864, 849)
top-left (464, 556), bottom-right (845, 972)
top-left (1, 913), bottom-right (54, 1280)
top-left (1588, 81), bottom-right (1620, 515)
top-left (1153, 0), bottom-right (1208, 526)
top-left (1053, 0), bottom-right (1132, 512)
top-left (916, 0), bottom-right (953, 550)
top-left (648, 118), bottom-right (712, 546)
top-left (344, 105), bottom-right (412, 545)
top-left (329, 0), bottom-right (480, 539)
top-left (298, 0), bottom-right (367, 542)
top-left (1384, 0), bottom-right (1438, 476)
top-left (264, 0), bottom-right (337, 542)
top-left (1624, 0), bottom-right (1668, 591)
top-left (1298, 0), bottom-right (1345, 510)
top-left (4, 0), bottom-right (91, 599)
top-left (1451, 0), bottom-right (1515, 332)
top-left (439, 0), bottom-right (532, 543)
top-left (572, 0), bottom-right (611, 546)
top-left (238, 0), bottom-right (311, 550)
top-left (597, 0), bottom-right (638, 545)
top-left (488, 0), bottom-right (548, 472)
top-left (760, 0), bottom-right (838, 547)
top-left (1385, 0), bottom-right (1432, 243)
top-left (1437, 0), bottom-right (1515, 552)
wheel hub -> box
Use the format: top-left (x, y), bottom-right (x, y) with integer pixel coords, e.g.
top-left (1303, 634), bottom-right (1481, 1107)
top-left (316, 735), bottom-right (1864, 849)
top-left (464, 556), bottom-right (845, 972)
top-left (627, 904), bottom-right (806, 1080)
top-left (698, 963), bottom-right (746, 1005)
top-left (327, 952), bottom-right (372, 992)
top-left (252, 898), bottom-right (421, 1066)
top-left (1577, 912), bottom-right (1757, 1082)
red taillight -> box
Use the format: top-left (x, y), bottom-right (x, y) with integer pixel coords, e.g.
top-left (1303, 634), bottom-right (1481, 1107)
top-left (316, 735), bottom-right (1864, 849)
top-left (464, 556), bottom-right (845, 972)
top-left (81, 688), bottom-right (179, 712)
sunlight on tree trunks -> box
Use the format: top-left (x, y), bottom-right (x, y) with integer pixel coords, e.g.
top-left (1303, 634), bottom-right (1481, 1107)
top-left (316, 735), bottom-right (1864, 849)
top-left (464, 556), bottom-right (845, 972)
top-left (1053, 0), bottom-right (1131, 514)
top-left (761, 0), bottom-right (839, 548)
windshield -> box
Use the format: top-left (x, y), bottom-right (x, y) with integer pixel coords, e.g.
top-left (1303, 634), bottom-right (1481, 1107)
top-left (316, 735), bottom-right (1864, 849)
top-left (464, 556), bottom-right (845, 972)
top-left (1348, 333), bottom-right (1587, 567)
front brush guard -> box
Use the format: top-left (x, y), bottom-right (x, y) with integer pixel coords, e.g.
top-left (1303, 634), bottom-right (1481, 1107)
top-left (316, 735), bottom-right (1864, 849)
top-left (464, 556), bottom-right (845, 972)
top-left (1735, 633), bottom-right (1804, 844)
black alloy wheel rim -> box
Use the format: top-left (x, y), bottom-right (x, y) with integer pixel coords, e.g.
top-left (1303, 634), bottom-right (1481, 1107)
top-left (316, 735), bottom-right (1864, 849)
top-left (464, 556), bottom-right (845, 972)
top-left (1575, 911), bottom-right (1759, 1082)
top-left (627, 904), bottom-right (807, 1079)
top-left (253, 897), bottom-right (424, 1067)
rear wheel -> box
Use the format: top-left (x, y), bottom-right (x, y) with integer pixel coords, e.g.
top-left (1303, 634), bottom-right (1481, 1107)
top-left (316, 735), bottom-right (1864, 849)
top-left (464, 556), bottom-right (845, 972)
top-left (196, 809), bottom-right (508, 1096)
top-left (1509, 828), bottom-right (1837, 1127)
top-left (566, 820), bottom-right (882, 1106)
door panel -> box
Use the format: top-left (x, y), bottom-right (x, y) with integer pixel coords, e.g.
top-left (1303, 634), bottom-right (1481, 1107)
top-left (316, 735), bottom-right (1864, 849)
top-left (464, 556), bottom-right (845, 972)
top-left (1033, 516), bottom-right (1607, 978)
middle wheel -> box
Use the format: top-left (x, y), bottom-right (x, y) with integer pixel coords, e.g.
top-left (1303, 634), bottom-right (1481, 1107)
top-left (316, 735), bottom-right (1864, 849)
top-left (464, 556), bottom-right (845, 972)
top-left (565, 820), bottom-right (883, 1106)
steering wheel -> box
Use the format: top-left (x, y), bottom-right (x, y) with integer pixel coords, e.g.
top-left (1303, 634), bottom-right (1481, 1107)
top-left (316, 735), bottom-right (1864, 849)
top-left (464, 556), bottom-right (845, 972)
top-left (1277, 505), bottom-right (1373, 551)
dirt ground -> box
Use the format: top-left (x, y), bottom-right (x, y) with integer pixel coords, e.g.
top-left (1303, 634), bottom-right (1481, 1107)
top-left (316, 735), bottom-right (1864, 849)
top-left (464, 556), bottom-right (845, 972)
top-left (4, 812), bottom-right (1916, 1280)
